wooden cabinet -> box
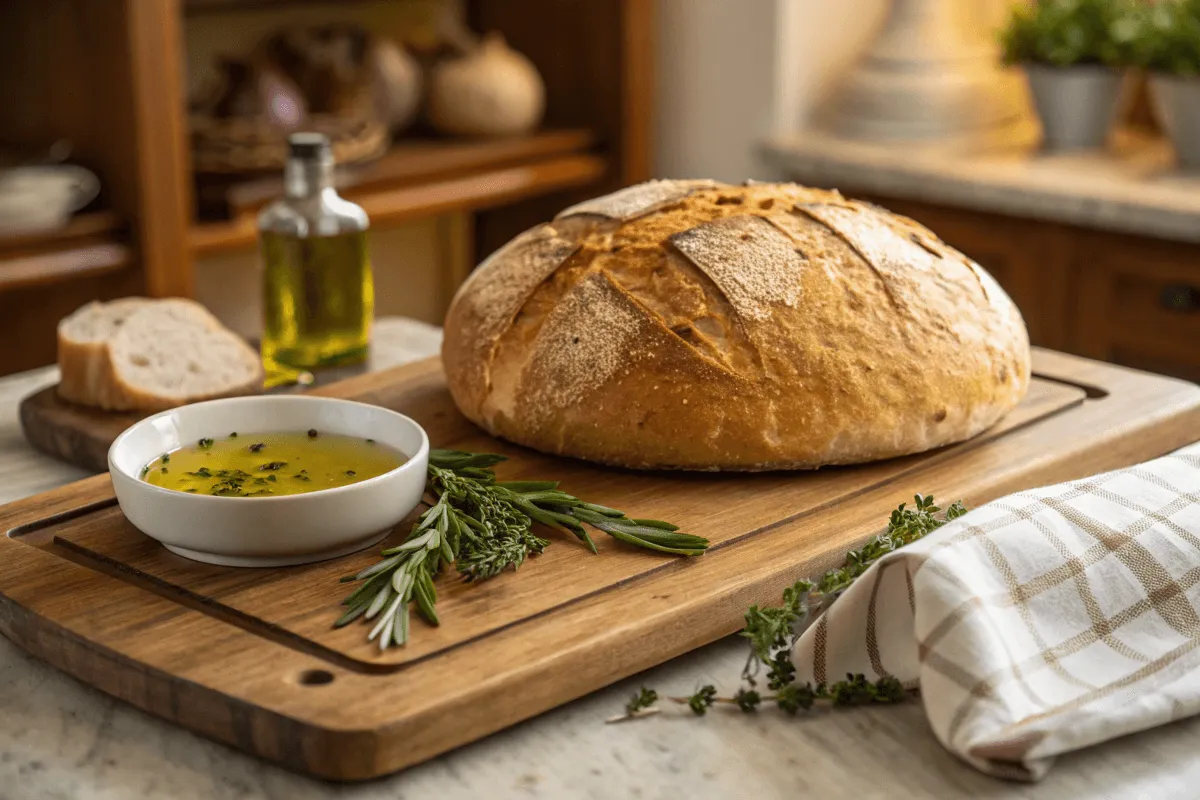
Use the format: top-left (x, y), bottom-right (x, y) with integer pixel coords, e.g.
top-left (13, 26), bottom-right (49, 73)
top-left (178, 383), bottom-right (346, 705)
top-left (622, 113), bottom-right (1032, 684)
top-left (861, 195), bottom-right (1200, 383)
top-left (1077, 238), bottom-right (1200, 382)
top-left (0, 0), bottom-right (654, 376)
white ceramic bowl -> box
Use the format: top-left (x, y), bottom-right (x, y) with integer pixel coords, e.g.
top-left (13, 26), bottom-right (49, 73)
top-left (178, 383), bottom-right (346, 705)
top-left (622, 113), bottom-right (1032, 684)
top-left (108, 396), bottom-right (430, 567)
top-left (0, 165), bottom-right (100, 235)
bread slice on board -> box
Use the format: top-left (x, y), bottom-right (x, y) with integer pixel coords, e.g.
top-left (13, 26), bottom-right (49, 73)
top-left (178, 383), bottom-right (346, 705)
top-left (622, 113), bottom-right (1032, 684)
top-left (57, 298), bottom-right (154, 406)
top-left (57, 298), bottom-right (262, 411)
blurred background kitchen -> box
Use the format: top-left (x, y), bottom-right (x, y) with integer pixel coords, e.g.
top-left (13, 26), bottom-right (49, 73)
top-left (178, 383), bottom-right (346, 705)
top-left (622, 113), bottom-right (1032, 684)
top-left (0, 0), bottom-right (1195, 382)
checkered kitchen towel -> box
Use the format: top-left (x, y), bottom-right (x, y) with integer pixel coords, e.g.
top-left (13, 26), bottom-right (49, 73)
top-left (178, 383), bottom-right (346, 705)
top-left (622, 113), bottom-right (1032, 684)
top-left (791, 442), bottom-right (1200, 781)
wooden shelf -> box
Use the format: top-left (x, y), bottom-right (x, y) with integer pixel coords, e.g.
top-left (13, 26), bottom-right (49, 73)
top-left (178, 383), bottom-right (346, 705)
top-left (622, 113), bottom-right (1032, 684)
top-left (0, 242), bottom-right (132, 292)
top-left (191, 138), bottom-right (608, 257)
top-left (183, 0), bottom-right (379, 14)
top-left (0, 211), bottom-right (125, 258)
top-left (0, 211), bottom-right (132, 292)
top-left (215, 130), bottom-right (599, 216)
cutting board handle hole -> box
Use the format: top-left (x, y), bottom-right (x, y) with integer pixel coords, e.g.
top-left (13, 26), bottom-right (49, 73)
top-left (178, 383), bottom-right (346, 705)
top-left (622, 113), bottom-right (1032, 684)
top-left (298, 669), bottom-right (335, 686)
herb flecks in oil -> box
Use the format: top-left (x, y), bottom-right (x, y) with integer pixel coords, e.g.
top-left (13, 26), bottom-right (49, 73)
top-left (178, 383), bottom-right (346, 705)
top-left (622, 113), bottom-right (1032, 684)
top-left (142, 432), bottom-right (402, 497)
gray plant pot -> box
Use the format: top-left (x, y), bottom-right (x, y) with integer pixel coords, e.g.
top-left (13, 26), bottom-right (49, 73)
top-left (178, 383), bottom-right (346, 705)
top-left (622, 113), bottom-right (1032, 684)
top-left (1025, 64), bottom-right (1125, 151)
top-left (1149, 74), bottom-right (1200, 171)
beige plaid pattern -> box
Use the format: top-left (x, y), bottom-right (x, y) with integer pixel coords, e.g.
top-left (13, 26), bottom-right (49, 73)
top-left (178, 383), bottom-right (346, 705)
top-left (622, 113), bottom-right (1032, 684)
top-left (791, 442), bottom-right (1200, 781)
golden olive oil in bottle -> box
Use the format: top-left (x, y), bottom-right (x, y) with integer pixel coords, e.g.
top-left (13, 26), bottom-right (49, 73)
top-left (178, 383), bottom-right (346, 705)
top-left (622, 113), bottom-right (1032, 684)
top-left (259, 133), bottom-right (373, 387)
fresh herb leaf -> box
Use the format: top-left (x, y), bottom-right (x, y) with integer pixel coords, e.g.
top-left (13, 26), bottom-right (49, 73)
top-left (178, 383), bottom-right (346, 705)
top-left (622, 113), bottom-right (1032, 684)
top-left (733, 688), bottom-right (761, 713)
top-left (308, 429), bottom-right (318, 438)
top-left (336, 448), bottom-right (708, 650)
top-left (687, 685), bottom-right (717, 716)
top-left (198, 438), bottom-right (214, 450)
top-left (615, 495), bottom-right (964, 722)
top-left (258, 461), bottom-right (287, 471)
top-left (626, 687), bottom-right (658, 714)
top-left (249, 443), bottom-right (265, 453)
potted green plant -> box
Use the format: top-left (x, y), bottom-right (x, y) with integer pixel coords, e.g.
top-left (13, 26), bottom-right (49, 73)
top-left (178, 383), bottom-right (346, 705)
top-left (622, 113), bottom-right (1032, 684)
top-left (1000, 0), bottom-right (1135, 151)
top-left (1135, 0), bottom-right (1200, 169)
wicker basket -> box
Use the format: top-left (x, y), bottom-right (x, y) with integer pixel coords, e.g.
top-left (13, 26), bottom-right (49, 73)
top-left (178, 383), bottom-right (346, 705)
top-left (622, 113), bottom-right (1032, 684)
top-left (190, 109), bottom-right (389, 176)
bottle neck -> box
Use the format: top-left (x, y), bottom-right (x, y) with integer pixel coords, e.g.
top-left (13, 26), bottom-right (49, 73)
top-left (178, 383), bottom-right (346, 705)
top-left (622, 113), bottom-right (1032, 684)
top-left (284, 156), bottom-right (334, 199)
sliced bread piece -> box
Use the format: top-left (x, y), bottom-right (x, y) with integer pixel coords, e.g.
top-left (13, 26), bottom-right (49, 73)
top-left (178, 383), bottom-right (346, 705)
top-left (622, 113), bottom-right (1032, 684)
top-left (58, 298), bottom-right (154, 405)
top-left (96, 304), bottom-right (263, 411)
top-left (58, 298), bottom-right (259, 411)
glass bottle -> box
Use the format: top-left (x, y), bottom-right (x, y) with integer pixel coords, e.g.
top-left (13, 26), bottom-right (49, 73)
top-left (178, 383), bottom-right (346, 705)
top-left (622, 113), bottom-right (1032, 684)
top-left (258, 132), bottom-right (373, 387)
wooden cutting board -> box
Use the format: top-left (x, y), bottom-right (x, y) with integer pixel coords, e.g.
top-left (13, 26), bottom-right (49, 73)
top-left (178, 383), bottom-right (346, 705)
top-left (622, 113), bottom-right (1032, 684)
top-left (0, 349), bottom-right (1197, 781)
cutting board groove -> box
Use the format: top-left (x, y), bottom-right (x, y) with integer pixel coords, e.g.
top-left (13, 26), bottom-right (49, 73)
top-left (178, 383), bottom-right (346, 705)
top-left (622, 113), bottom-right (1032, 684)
top-left (0, 350), bottom-right (1197, 780)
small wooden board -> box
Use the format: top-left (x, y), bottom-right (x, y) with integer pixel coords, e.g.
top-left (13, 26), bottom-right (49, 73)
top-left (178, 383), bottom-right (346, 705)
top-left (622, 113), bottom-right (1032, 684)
top-left (19, 360), bottom-right (375, 473)
top-left (19, 388), bottom-right (141, 472)
top-left (1, 350), bottom-right (1198, 780)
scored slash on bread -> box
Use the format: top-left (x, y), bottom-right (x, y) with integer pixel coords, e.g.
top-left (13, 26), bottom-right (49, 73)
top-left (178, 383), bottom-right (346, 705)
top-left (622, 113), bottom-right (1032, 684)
top-left (57, 298), bottom-right (263, 412)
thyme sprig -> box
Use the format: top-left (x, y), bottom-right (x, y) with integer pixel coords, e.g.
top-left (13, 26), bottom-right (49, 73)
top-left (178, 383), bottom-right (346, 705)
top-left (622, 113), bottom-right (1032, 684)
top-left (741, 494), bottom-right (966, 687)
top-left (336, 449), bottom-right (709, 651)
top-left (608, 494), bottom-right (966, 722)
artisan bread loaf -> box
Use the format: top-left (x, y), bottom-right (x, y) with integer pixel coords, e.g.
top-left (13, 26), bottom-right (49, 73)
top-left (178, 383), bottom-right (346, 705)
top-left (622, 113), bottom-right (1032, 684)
top-left (442, 179), bottom-right (1031, 471)
top-left (58, 298), bottom-right (262, 411)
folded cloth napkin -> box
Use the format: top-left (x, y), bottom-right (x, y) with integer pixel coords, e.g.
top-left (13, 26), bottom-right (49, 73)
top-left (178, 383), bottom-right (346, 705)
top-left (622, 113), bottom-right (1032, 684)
top-left (791, 442), bottom-right (1200, 781)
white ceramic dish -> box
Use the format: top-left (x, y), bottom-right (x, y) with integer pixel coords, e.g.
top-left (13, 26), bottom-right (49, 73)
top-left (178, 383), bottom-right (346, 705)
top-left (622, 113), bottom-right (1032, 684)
top-left (0, 165), bottom-right (100, 235)
top-left (108, 396), bottom-right (430, 567)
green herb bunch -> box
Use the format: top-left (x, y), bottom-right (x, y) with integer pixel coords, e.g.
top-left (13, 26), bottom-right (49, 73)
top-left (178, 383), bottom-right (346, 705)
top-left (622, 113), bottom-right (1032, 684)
top-left (1125, 0), bottom-right (1200, 76)
top-left (1000, 0), bottom-right (1139, 68)
top-left (610, 495), bottom-right (965, 722)
top-left (336, 449), bottom-right (709, 651)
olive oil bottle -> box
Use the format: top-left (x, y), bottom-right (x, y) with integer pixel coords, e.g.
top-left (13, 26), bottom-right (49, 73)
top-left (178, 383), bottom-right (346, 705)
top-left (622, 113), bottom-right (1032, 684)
top-left (259, 133), bottom-right (373, 386)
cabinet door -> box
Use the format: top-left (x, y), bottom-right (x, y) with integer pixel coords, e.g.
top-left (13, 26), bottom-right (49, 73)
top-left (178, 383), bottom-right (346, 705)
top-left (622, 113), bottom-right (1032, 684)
top-left (1074, 235), bottom-right (1200, 382)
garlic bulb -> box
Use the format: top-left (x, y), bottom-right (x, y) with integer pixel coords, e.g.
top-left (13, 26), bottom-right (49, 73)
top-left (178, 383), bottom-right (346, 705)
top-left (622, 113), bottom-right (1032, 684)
top-left (368, 38), bottom-right (422, 133)
top-left (428, 33), bottom-right (545, 137)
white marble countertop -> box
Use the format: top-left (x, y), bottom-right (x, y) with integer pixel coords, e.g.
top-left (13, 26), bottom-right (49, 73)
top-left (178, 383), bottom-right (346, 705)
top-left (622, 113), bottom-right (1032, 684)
top-left (762, 128), bottom-right (1200, 244)
top-left (2, 318), bottom-right (1200, 800)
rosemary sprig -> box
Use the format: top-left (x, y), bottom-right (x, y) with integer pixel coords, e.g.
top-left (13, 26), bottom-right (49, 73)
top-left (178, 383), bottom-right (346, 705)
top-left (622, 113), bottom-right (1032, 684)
top-left (336, 449), bottom-right (709, 651)
top-left (608, 494), bottom-right (965, 722)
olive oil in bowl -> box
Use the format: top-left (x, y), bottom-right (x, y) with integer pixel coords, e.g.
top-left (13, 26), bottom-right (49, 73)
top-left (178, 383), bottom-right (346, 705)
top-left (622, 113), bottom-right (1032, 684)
top-left (142, 431), bottom-right (405, 497)
top-left (259, 133), bottom-right (373, 387)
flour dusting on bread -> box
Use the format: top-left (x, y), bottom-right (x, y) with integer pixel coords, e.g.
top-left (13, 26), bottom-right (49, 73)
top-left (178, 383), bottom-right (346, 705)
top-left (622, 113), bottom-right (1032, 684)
top-left (556, 179), bottom-right (717, 221)
top-left (669, 214), bottom-right (805, 321)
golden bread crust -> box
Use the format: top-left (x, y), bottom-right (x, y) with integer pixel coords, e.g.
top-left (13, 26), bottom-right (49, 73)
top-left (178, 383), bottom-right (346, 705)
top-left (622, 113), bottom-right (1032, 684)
top-left (443, 180), bottom-right (1031, 470)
